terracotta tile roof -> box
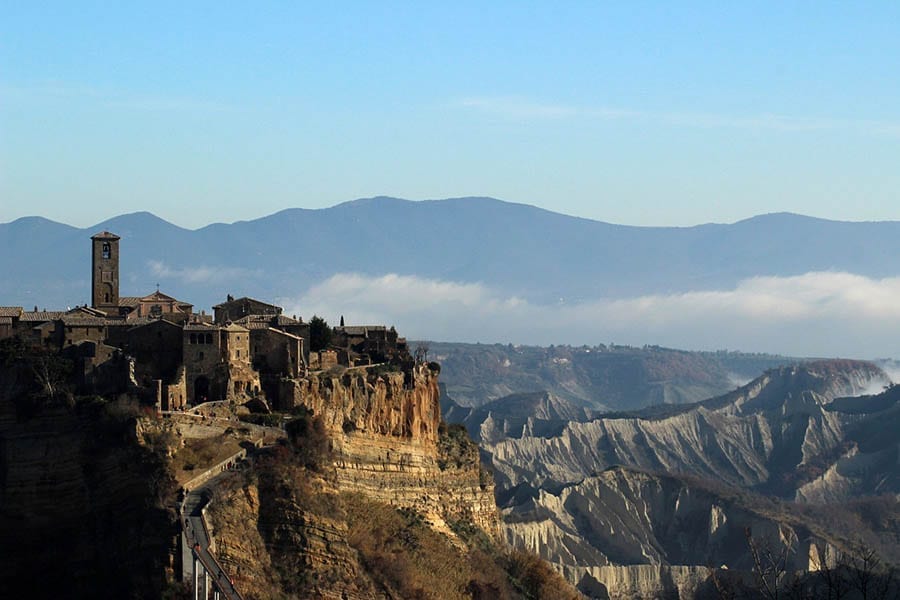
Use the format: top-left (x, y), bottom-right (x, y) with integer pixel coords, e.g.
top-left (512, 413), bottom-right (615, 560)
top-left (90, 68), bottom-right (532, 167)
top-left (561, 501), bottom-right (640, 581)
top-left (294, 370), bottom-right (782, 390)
top-left (66, 306), bottom-right (107, 317)
top-left (273, 315), bottom-right (301, 326)
top-left (264, 327), bottom-right (303, 341)
top-left (0, 317), bottom-right (12, 325)
top-left (18, 311), bottom-right (66, 322)
top-left (337, 325), bottom-right (386, 336)
top-left (235, 314), bottom-right (301, 327)
top-left (139, 290), bottom-right (180, 302)
top-left (0, 307), bottom-right (23, 318)
top-left (91, 231), bottom-right (120, 240)
top-left (60, 316), bottom-right (109, 326)
top-left (118, 297), bottom-right (142, 307)
top-left (120, 317), bottom-right (157, 327)
top-left (212, 296), bottom-right (280, 311)
top-left (183, 322), bottom-right (218, 331)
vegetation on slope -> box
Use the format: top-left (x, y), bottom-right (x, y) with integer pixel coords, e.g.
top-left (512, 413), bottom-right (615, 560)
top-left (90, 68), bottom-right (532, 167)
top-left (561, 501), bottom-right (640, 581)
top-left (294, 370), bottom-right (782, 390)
top-left (425, 341), bottom-right (795, 410)
top-left (208, 412), bottom-right (578, 599)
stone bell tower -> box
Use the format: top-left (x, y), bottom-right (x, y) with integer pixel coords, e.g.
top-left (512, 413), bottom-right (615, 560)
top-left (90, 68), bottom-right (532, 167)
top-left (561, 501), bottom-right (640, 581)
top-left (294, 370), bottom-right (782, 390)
top-left (91, 231), bottom-right (120, 314)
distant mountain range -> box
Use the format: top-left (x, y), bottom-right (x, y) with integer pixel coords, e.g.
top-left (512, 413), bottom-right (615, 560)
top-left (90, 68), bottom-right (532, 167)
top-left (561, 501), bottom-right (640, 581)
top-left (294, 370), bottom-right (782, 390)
top-left (4, 196), bottom-right (900, 313)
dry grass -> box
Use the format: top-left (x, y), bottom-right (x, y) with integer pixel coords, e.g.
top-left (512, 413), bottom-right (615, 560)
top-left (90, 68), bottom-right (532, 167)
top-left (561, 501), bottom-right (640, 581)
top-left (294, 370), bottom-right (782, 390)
top-left (171, 434), bottom-right (242, 484)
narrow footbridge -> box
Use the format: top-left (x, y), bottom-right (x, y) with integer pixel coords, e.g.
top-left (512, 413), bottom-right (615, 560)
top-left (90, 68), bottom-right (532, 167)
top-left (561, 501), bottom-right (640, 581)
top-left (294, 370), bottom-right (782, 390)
top-left (180, 457), bottom-right (246, 600)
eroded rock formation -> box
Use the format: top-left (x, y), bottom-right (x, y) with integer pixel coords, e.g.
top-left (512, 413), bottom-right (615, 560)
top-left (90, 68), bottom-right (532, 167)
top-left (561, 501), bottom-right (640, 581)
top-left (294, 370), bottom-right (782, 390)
top-left (468, 360), bottom-right (900, 597)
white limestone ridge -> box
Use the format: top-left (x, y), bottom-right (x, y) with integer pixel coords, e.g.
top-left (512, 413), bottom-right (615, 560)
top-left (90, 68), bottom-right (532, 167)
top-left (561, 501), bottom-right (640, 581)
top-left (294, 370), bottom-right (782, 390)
top-left (476, 360), bottom-right (899, 597)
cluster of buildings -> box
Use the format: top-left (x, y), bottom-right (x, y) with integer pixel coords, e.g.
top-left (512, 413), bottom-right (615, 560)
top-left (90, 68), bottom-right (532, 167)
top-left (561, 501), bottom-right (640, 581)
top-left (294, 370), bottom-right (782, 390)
top-left (0, 232), bottom-right (409, 410)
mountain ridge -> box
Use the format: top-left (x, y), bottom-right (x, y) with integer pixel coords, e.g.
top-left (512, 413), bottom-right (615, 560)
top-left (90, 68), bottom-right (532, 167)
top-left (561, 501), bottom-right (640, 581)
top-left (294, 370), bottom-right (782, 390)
top-left (4, 196), bottom-right (900, 319)
top-left (10, 197), bottom-right (900, 230)
top-left (473, 359), bottom-right (900, 596)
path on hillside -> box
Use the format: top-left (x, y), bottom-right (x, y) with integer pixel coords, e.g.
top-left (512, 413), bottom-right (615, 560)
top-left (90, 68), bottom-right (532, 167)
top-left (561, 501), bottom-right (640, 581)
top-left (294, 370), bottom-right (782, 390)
top-left (182, 468), bottom-right (244, 600)
top-left (170, 406), bottom-right (274, 600)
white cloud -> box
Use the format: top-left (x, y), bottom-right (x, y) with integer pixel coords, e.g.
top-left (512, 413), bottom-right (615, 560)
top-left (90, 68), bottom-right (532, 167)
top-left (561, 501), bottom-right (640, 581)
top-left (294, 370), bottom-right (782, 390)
top-left (282, 271), bottom-right (900, 358)
top-left (147, 260), bottom-right (259, 284)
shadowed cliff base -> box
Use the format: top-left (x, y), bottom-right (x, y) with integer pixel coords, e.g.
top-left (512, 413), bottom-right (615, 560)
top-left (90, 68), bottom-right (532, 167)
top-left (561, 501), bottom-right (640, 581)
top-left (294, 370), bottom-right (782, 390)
top-left (205, 421), bottom-right (581, 599)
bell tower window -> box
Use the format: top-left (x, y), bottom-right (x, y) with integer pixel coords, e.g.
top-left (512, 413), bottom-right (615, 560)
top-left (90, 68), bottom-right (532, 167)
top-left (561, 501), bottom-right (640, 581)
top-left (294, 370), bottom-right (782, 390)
top-left (102, 242), bottom-right (111, 259)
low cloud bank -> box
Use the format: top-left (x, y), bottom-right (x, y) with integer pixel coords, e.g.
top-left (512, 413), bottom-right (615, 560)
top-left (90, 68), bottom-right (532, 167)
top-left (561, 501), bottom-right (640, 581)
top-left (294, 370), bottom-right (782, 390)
top-left (147, 260), bottom-right (259, 284)
top-left (281, 272), bottom-right (900, 359)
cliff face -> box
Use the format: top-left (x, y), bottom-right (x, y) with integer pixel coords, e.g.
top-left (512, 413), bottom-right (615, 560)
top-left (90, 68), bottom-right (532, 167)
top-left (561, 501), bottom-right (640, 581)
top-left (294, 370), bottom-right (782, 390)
top-left (470, 360), bottom-right (899, 598)
top-left (0, 398), bottom-right (177, 598)
top-left (482, 362), bottom-right (890, 497)
top-left (205, 362), bottom-right (511, 598)
top-left (503, 467), bottom-right (839, 598)
top-left (285, 363), bottom-right (500, 537)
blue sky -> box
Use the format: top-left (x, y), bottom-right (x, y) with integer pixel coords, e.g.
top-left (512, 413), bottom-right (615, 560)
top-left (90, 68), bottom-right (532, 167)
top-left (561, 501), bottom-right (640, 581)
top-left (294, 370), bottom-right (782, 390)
top-left (2, 2), bottom-right (899, 229)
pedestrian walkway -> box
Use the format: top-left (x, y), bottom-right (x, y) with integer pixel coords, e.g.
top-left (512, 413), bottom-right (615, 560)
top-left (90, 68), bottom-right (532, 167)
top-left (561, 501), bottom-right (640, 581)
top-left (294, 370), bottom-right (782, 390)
top-left (181, 464), bottom-right (244, 599)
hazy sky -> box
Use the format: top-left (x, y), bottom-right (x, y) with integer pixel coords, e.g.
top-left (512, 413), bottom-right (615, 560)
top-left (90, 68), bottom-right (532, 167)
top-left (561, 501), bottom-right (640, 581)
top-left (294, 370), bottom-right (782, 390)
top-left (2, 2), bottom-right (899, 229)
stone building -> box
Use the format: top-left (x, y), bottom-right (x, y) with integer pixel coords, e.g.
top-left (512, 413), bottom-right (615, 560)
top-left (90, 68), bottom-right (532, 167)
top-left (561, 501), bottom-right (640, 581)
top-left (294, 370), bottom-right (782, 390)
top-left (118, 291), bottom-right (193, 321)
top-left (332, 325), bottom-right (407, 365)
top-left (91, 231), bottom-right (120, 314)
top-left (0, 307), bottom-right (22, 340)
top-left (0, 230), bottom-right (410, 411)
top-left (234, 313), bottom-right (309, 364)
top-left (213, 296), bottom-right (281, 323)
top-left (181, 322), bottom-right (260, 404)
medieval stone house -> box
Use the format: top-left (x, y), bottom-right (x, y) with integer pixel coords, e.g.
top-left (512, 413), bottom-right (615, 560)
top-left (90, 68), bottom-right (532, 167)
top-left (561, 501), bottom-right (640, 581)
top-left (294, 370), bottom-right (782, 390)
top-left (0, 230), bottom-right (412, 411)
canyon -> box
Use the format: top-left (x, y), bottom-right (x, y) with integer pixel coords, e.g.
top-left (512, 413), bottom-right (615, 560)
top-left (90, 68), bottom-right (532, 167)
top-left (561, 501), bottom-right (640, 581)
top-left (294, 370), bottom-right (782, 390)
top-left (450, 359), bottom-right (900, 597)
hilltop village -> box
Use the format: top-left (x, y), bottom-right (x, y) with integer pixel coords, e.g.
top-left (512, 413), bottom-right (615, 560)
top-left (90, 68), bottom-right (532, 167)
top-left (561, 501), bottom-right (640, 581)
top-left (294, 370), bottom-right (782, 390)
top-left (0, 231), bottom-right (410, 411)
top-left (0, 231), bottom-right (538, 599)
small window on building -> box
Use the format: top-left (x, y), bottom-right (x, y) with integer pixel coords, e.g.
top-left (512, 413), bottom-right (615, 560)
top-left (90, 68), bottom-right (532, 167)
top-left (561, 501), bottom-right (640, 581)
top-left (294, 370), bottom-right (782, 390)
top-left (205, 333), bottom-right (213, 344)
top-left (190, 333), bottom-right (196, 344)
top-left (102, 242), bottom-right (111, 259)
top-left (104, 293), bottom-right (110, 303)
top-left (236, 350), bottom-right (241, 358)
top-left (198, 351), bottom-right (204, 360)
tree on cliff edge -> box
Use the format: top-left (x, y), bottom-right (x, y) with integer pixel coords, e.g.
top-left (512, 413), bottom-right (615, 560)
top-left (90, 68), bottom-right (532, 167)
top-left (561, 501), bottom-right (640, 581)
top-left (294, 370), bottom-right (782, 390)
top-left (309, 315), bottom-right (332, 352)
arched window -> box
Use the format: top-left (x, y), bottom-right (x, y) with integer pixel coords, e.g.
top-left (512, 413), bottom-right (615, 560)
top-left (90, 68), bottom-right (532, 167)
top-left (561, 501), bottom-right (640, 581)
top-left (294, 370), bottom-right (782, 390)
top-left (205, 333), bottom-right (213, 344)
top-left (102, 242), bottom-right (111, 259)
top-left (190, 333), bottom-right (197, 344)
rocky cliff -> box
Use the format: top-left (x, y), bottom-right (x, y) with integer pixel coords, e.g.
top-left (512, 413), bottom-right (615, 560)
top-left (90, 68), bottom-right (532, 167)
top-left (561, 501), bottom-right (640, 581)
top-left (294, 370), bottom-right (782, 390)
top-left (481, 361), bottom-right (889, 498)
top-left (2, 335), bottom-right (579, 599)
top-left (284, 362), bottom-right (500, 536)
top-left (201, 362), bottom-right (546, 599)
top-left (503, 467), bottom-right (853, 598)
top-left (0, 396), bottom-right (178, 598)
top-left (468, 360), bottom-right (900, 598)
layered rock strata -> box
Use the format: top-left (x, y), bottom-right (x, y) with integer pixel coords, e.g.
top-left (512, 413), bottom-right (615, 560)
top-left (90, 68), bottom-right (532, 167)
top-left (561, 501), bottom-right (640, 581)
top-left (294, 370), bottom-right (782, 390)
top-left (474, 361), bottom-right (897, 597)
top-left (283, 363), bottom-right (500, 536)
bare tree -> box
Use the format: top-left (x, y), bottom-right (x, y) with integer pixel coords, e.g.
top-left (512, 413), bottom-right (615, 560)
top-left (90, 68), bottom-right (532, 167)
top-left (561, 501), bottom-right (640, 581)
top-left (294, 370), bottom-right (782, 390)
top-left (745, 526), bottom-right (797, 600)
top-left (811, 549), bottom-right (850, 600)
top-left (846, 544), bottom-right (898, 600)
